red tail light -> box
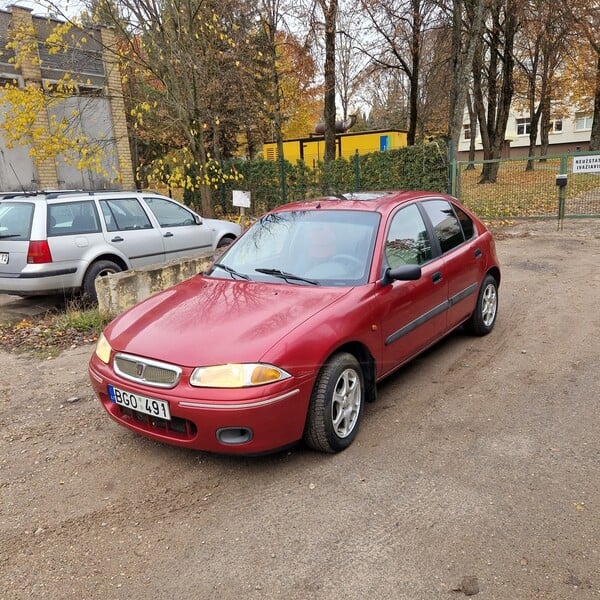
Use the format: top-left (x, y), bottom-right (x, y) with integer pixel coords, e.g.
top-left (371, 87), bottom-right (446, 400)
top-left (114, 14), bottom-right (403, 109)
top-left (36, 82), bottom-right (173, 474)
top-left (27, 240), bottom-right (53, 264)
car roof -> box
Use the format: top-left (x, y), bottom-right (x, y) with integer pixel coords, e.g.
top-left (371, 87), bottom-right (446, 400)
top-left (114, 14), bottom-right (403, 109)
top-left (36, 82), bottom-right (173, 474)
top-left (269, 190), bottom-right (455, 217)
top-left (0, 190), bottom-right (164, 203)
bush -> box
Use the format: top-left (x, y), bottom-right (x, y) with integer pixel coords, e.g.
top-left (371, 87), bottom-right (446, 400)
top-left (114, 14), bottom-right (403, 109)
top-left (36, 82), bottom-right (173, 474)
top-left (212, 141), bottom-right (449, 217)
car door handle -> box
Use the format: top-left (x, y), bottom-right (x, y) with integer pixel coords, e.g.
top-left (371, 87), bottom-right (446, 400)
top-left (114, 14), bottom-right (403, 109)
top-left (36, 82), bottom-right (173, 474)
top-left (431, 271), bottom-right (443, 284)
top-left (474, 247), bottom-right (483, 258)
top-left (163, 232), bottom-right (174, 238)
top-left (111, 236), bottom-right (124, 242)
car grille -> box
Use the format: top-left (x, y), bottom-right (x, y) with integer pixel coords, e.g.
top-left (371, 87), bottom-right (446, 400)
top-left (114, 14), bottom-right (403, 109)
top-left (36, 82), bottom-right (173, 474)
top-left (113, 353), bottom-right (182, 388)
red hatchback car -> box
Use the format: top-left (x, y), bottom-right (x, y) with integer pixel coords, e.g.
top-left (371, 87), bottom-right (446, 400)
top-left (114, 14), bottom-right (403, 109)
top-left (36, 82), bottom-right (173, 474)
top-left (89, 191), bottom-right (500, 454)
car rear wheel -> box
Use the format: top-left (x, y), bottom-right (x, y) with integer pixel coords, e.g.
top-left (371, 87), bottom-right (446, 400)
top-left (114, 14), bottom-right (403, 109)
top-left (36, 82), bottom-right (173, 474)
top-left (464, 274), bottom-right (498, 336)
top-left (304, 352), bottom-right (364, 453)
top-left (82, 260), bottom-right (122, 302)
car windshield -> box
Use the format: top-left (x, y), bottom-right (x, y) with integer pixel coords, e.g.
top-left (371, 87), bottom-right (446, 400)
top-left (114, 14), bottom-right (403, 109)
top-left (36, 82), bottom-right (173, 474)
top-left (207, 209), bottom-right (380, 286)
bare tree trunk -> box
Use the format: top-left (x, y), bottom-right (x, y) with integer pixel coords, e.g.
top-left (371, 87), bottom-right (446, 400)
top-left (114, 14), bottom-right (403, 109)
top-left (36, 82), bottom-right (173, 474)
top-left (540, 100), bottom-right (551, 157)
top-left (466, 92), bottom-right (477, 169)
top-left (476, 0), bottom-right (519, 184)
top-left (591, 55), bottom-right (600, 151)
top-left (448, 0), bottom-right (486, 156)
top-left (407, 0), bottom-right (421, 146)
top-left (319, 0), bottom-right (338, 163)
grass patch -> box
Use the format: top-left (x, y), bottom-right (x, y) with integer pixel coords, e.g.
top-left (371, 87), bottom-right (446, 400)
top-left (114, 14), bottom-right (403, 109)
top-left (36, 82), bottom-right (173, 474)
top-left (0, 303), bottom-right (112, 357)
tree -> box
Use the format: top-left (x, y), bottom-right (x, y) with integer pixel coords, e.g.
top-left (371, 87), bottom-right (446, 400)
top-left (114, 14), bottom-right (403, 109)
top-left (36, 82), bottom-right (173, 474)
top-left (566, 0), bottom-right (600, 150)
top-left (316, 0), bottom-right (339, 162)
top-left (472, 0), bottom-right (521, 183)
top-left (513, 0), bottom-right (571, 168)
top-left (75, 0), bottom-right (265, 216)
top-left (445, 0), bottom-right (485, 156)
top-left (358, 0), bottom-right (442, 145)
top-left (336, 8), bottom-right (370, 122)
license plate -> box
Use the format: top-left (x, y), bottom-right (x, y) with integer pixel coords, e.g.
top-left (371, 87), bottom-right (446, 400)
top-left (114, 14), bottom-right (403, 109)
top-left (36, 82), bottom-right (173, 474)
top-left (0, 253), bottom-right (8, 265)
top-left (108, 385), bottom-right (171, 420)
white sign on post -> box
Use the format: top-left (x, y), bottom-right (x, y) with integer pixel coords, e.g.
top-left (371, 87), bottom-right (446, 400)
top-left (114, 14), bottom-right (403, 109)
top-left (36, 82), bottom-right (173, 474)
top-left (232, 190), bottom-right (251, 208)
top-left (572, 155), bottom-right (600, 174)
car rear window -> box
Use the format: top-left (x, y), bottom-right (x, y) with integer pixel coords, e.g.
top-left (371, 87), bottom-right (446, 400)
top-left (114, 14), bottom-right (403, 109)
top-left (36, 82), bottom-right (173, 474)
top-left (0, 202), bottom-right (35, 241)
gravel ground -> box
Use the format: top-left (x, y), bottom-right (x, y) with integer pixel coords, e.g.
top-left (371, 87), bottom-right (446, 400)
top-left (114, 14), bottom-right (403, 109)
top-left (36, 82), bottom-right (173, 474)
top-left (1, 218), bottom-right (599, 599)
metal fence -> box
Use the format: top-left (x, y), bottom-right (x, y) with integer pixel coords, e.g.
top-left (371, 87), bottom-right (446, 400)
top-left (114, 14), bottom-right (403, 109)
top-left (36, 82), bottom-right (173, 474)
top-left (452, 153), bottom-right (600, 220)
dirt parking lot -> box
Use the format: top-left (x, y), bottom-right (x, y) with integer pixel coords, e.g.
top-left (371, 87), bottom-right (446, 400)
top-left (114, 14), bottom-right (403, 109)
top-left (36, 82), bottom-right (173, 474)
top-left (1, 219), bottom-right (599, 599)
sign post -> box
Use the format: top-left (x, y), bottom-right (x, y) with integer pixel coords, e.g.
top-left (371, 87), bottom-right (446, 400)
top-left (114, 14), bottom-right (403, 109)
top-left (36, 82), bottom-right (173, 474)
top-left (232, 190), bottom-right (251, 230)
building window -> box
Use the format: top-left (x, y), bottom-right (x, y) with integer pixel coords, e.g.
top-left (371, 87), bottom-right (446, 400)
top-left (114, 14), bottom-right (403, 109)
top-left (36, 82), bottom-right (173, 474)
top-left (463, 124), bottom-right (471, 140)
top-left (550, 119), bottom-right (563, 133)
top-left (516, 118), bottom-right (531, 136)
top-left (575, 114), bottom-right (593, 131)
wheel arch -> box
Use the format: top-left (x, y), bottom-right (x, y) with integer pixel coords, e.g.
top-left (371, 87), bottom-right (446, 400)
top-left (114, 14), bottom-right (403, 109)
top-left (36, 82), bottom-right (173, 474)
top-left (324, 341), bottom-right (378, 403)
top-left (88, 252), bottom-right (128, 272)
top-left (216, 234), bottom-right (236, 248)
top-left (487, 265), bottom-right (501, 287)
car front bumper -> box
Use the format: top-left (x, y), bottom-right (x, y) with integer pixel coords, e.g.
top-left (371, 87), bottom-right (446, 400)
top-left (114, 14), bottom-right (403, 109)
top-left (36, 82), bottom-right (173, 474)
top-left (89, 354), bottom-right (314, 455)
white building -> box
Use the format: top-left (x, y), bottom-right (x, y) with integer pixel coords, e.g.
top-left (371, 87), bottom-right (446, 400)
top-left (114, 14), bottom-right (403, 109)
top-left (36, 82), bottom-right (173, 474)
top-left (457, 110), bottom-right (593, 159)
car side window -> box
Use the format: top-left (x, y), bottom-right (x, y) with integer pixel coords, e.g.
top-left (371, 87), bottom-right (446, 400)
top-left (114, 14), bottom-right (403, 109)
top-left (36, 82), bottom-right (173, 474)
top-left (100, 198), bottom-right (153, 232)
top-left (144, 197), bottom-right (196, 227)
top-left (48, 201), bottom-right (100, 236)
top-left (453, 204), bottom-right (475, 240)
top-left (421, 199), bottom-right (465, 253)
top-left (385, 204), bottom-right (432, 268)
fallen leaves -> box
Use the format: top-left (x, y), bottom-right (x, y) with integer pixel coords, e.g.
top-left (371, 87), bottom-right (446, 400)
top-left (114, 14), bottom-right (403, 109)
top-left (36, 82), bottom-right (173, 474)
top-left (0, 317), bottom-right (99, 356)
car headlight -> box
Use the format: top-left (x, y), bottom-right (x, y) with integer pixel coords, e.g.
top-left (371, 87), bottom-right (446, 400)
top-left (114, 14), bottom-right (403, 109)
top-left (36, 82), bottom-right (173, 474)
top-left (190, 363), bottom-right (291, 388)
top-left (95, 333), bottom-right (112, 364)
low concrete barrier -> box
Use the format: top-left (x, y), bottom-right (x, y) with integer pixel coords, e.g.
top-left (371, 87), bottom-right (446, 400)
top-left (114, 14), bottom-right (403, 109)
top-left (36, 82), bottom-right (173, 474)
top-left (96, 253), bottom-right (214, 316)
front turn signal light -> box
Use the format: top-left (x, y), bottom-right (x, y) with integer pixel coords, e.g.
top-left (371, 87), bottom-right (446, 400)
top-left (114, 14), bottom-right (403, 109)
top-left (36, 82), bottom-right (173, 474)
top-left (95, 333), bottom-right (112, 364)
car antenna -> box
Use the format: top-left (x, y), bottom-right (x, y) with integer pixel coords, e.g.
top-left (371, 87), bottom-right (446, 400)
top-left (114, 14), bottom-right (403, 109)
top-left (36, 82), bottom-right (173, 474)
top-left (2, 150), bottom-right (26, 192)
top-left (10, 163), bottom-right (26, 192)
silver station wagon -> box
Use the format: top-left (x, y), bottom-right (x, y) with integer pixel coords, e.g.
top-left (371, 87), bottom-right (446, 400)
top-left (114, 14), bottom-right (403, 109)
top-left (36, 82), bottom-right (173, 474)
top-left (0, 190), bottom-right (241, 300)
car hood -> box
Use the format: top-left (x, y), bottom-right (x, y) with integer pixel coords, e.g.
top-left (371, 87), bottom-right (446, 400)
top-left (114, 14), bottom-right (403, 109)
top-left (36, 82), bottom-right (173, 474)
top-left (105, 276), bottom-right (352, 367)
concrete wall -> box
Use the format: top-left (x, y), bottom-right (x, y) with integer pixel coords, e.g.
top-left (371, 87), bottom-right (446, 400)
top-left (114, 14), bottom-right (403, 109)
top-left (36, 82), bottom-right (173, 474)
top-left (96, 253), bottom-right (214, 316)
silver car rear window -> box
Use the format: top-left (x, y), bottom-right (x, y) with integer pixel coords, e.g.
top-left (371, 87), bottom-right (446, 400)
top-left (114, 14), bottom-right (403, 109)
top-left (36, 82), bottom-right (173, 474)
top-left (0, 202), bottom-right (35, 241)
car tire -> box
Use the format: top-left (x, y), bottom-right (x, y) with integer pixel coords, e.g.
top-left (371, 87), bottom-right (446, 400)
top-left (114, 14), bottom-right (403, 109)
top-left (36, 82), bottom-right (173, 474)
top-left (464, 274), bottom-right (498, 336)
top-left (304, 352), bottom-right (364, 453)
top-left (217, 235), bottom-right (235, 248)
top-left (82, 260), bottom-right (122, 302)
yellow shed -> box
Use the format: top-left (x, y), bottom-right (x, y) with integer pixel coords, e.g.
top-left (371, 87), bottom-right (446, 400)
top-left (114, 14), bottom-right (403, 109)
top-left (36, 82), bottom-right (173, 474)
top-left (263, 129), bottom-right (408, 166)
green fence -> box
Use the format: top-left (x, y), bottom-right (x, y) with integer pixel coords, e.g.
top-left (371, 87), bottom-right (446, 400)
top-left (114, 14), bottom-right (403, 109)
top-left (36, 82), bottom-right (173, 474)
top-left (452, 153), bottom-right (600, 219)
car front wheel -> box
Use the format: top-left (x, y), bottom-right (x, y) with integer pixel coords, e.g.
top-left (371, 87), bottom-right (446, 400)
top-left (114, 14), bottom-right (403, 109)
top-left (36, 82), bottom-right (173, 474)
top-left (304, 352), bottom-right (364, 453)
top-left (464, 274), bottom-right (498, 336)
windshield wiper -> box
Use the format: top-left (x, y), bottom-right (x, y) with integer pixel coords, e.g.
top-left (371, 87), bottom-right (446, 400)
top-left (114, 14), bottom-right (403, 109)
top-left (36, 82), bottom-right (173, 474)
top-left (212, 263), bottom-right (250, 280)
top-left (0, 234), bottom-right (21, 239)
top-left (255, 268), bottom-right (319, 285)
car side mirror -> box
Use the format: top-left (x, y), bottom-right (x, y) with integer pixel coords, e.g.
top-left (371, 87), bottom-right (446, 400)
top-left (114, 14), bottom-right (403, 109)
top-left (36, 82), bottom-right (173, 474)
top-left (194, 214), bottom-right (202, 225)
top-left (383, 264), bottom-right (422, 285)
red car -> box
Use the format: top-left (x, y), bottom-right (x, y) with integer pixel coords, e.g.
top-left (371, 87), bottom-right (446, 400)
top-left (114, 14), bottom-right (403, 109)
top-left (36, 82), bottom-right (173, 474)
top-left (89, 191), bottom-right (500, 454)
